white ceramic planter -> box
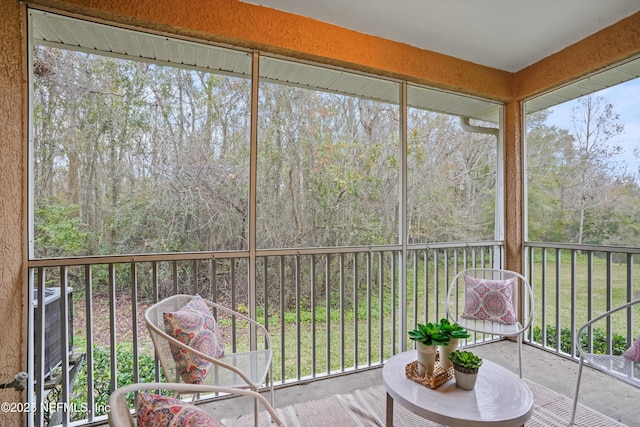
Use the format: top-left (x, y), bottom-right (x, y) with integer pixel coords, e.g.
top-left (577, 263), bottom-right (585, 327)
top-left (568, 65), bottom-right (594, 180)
top-left (416, 342), bottom-right (438, 376)
top-left (453, 365), bottom-right (479, 390)
top-left (438, 338), bottom-right (459, 370)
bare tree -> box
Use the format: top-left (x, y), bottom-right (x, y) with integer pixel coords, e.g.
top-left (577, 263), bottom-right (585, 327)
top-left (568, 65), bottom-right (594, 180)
top-left (570, 95), bottom-right (624, 243)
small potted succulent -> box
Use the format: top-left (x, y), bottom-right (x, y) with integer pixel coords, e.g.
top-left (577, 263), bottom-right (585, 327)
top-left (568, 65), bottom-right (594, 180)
top-left (408, 322), bottom-right (450, 376)
top-left (437, 318), bottom-right (470, 369)
top-left (449, 350), bottom-right (483, 390)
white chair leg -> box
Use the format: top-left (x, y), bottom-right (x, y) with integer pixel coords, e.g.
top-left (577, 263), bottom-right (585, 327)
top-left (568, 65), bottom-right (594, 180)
top-left (270, 383), bottom-right (275, 413)
top-left (517, 334), bottom-right (523, 378)
top-left (254, 396), bottom-right (259, 427)
top-left (270, 365), bottom-right (275, 408)
top-left (569, 358), bottom-right (584, 425)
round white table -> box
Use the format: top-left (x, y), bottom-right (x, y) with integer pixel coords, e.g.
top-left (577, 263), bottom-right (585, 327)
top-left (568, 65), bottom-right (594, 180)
top-left (383, 350), bottom-right (534, 427)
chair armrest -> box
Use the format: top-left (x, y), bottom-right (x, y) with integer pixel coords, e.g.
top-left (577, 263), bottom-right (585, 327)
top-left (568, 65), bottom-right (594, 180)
top-left (146, 320), bottom-right (269, 388)
top-left (206, 299), bottom-right (272, 349)
top-left (575, 298), bottom-right (640, 357)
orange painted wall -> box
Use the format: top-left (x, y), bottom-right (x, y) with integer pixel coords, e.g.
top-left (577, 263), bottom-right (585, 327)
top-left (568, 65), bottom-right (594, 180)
top-left (0, 0), bottom-right (26, 424)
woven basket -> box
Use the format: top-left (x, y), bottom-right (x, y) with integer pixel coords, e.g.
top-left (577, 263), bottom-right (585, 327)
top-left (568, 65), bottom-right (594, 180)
top-left (405, 353), bottom-right (454, 389)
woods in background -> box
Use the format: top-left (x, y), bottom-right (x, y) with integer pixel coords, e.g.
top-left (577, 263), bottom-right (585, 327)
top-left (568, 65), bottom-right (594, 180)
top-left (32, 46), bottom-right (640, 259)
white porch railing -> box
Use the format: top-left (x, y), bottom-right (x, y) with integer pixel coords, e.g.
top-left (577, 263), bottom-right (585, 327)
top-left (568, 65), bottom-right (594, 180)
top-left (26, 241), bottom-right (639, 426)
top-left (524, 242), bottom-right (640, 359)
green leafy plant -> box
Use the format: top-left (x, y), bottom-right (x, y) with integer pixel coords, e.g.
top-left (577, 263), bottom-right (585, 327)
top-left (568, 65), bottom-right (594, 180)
top-left (532, 325), bottom-right (628, 355)
top-left (438, 318), bottom-right (471, 340)
top-left (34, 202), bottom-right (91, 258)
top-left (69, 344), bottom-right (164, 421)
top-left (448, 350), bottom-right (483, 370)
top-left (408, 322), bottom-right (450, 346)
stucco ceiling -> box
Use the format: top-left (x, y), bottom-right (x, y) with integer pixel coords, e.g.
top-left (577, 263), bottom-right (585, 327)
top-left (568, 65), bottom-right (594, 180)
top-left (240, 0), bottom-right (640, 72)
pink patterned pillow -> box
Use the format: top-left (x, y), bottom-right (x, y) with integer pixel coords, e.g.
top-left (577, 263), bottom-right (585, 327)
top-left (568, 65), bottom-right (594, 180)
top-left (163, 295), bottom-right (225, 384)
top-left (136, 393), bottom-right (225, 427)
top-left (461, 275), bottom-right (517, 325)
top-left (623, 334), bottom-right (640, 362)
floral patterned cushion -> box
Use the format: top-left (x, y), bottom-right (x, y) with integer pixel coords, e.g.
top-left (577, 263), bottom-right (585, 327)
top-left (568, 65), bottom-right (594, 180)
top-left (137, 393), bottom-right (225, 427)
top-left (163, 295), bottom-right (225, 384)
top-left (623, 334), bottom-right (640, 362)
top-left (461, 275), bottom-right (517, 325)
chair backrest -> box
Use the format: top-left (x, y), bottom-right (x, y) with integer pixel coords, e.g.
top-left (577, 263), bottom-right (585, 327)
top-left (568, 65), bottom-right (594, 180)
top-left (145, 294), bottom-right (273, 390)
top-left (446, 268), bottom-right (534, 336)
top-left (144, 294), bottom-right (196, 383)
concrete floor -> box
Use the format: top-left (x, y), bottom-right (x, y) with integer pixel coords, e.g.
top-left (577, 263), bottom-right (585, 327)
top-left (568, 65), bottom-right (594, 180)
top-left (473, 340), bottom-right (639, 426)
top-left (206, 340), bottom-right (640, 426)
top-left (94, 340), bottom-right (639, 426)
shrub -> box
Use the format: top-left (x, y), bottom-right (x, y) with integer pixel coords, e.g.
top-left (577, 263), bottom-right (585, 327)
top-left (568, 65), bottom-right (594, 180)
top-left (532, 324), bottom-right (627, 355)
top-left (69, 344), bottom-right (163, 421)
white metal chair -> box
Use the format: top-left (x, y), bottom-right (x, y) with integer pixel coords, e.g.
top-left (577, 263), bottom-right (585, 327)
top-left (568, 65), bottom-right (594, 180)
top-left (570, 298), bottom-right (640, 425)
top-left (145, 294), bottom-right (274, 423)
top-left (446, 268), bottom-right (534, 378)
top-left (108, 382), bottom-right (284, 426)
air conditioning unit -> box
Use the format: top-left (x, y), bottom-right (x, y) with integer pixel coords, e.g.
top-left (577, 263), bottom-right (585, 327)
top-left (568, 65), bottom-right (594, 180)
top-left (33, 287), bottom-right (73, 378)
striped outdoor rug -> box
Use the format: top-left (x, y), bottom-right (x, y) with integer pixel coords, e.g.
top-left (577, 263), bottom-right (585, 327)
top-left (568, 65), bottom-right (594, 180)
top-left (223, 379), bottom-right (627, 427)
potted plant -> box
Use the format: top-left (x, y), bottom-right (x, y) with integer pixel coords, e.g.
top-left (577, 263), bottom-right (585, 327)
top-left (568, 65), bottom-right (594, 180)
top-left (449, 350), bottom-right (483, 390)
top-left (409, 322), bottom-right (450, 376)
top-left (437, 318), bottom-right (470, 369)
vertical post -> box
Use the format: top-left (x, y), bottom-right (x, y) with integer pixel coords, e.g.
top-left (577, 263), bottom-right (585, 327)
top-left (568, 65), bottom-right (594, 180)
top-left (503, 100), bottom-right (524, 274)
top-left (33, 268), bottom-right (45, 427)
top-left (108, 264), bottom-right (117, 392)
top-left (249, 51), bottom-right (259, 350)
top-left (570, 250), bottom-right (577, 357)
top-left (399, 82), bottom-right (408, 352)
top-left (627, 253), bottom-right (634, 346)
top-left (85, 265), bottom-right (96, 420)
top-left (130, 262), bottom-right (139, 382)
top-left (27, 12), bottom-right (37, 427)
top-left (504, 100), bottom-right (525, 327)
